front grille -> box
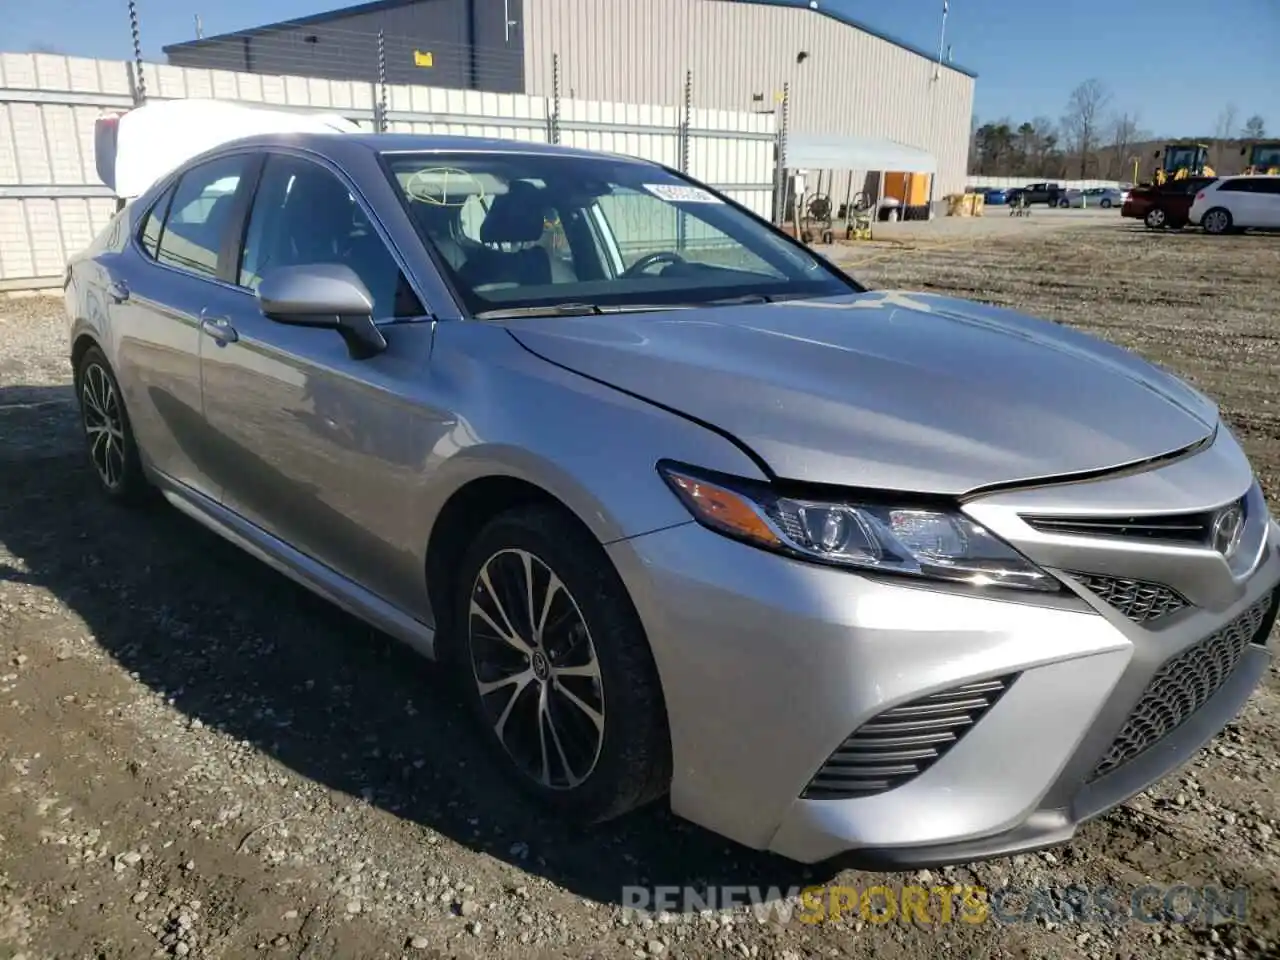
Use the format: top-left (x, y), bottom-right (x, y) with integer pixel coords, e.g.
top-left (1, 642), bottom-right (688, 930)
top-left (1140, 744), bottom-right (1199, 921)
top-left (1089, 591), bottom-right (1278, 781)
top-left (1072, 573), bottom-right (1189, 624)
top-left (1022, 508), bottom-right (1220, 546)
top-left (801, 675), bottom-right (1016, 800)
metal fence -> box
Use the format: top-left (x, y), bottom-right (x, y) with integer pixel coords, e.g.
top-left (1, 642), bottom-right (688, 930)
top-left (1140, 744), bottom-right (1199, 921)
top-left (0, 50), bottom-right (776, 291)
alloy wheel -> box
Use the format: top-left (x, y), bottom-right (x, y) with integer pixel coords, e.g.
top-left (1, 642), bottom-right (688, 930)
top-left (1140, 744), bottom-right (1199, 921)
top-left (1146, 208), bottom-right (1166, 228)
top-left (468, 548), bottom-right (605, 790)
top-left (81, 362), bottom-right (126, 490)
top-left (1203, 210), bottom-right (1230, 235)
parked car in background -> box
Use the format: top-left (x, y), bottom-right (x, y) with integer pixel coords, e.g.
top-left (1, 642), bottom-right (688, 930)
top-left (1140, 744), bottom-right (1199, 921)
top-left (1056, 187), bottom-right (1126, 209)
top-left (1122, 176), bottom-right (1218, 229)
top-left (982, 187), bottom-right (1010, 205)
top-left (1188, 175), bottom-right (1280, 235)
top-left (1020, 182), bottom-right (1066, 206)
top-left (63, 132), bottom-right (1280, 867)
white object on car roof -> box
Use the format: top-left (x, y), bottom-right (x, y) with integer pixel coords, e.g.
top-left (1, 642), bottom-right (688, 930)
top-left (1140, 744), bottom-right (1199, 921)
top-left (95, 98), bottom-right (361, 200)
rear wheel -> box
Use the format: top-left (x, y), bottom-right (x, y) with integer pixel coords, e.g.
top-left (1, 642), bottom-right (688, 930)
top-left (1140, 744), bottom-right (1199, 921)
top-left (1202, 207), bottom-right (1233, 235)
top-left (1100, 198), bottom-right (1113, 208)
top-left (1144, 207), bottom-right (1167, 229)
top-left (452, 505), bottom-right (671, 823)
top-left (74, 346), bottom-right (150, 505)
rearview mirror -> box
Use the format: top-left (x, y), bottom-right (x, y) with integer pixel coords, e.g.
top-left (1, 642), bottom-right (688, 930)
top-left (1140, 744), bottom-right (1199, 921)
top-left (256, 263), bottom-right (387, 360)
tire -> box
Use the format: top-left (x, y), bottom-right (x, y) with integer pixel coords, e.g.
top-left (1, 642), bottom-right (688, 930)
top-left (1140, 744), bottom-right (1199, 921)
top-left (74, 345), bottom-right (151, 505)
top-left (1144, 207), bottom-right (1167, 229)
top-left (451, 504), bottom-right (671, 823)
top-left (1202, 207), bottom-right (1233, 236)
top-left (1100, 199), bottom-right (1112, 208)
top-left (1058, 198), bottom-right (1069, 208)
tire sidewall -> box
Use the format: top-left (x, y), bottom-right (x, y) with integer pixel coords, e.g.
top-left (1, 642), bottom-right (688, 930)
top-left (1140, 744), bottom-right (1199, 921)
top-left (1145, 208), bottom-right (1166, 229)
top-left (449, 506), bottom-right (670, 821)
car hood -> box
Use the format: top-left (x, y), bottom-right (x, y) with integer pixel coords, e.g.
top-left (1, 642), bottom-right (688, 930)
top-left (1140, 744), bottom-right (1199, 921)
top-left (503, 291), bottom-right (1218, 495)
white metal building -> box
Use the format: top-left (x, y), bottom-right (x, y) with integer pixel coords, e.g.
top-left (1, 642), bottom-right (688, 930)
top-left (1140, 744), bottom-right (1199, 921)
top-left (521, 0), bottom-right (976, 209)
top-left (165, 0), bottom-right (977, 212)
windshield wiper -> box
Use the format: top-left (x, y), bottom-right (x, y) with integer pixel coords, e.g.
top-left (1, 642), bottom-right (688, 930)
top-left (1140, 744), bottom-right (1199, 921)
top-left (475, 302), bottom-right (694, 320)
top-left (475, 302), bottom-right (605, 320)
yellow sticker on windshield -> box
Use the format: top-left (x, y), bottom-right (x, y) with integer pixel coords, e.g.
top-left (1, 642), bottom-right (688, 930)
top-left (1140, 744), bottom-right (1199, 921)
top-left (643, 183), bottom-right (721, 203)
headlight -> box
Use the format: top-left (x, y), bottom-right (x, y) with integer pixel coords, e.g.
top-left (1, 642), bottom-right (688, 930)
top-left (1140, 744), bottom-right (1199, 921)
top-left (658, 462), bottom-right (1059, 593)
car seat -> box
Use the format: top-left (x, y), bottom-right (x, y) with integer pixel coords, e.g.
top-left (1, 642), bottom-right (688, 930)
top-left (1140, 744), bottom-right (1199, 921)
top-left (457, 181), bottom-right (552, 289)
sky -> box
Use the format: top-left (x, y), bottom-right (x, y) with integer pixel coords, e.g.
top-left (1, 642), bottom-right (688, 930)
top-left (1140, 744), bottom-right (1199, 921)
top-left (9, 0), bottom-right (1279, 138)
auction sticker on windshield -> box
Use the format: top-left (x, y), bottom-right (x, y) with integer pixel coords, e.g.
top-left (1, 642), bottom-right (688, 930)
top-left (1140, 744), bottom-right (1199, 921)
top-left (643, 183), bottom-right (722, 203)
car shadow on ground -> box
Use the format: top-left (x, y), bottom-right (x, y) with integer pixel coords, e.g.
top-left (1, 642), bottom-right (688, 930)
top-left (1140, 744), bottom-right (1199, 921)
top-left (0, 383), bottom-right (834, 909)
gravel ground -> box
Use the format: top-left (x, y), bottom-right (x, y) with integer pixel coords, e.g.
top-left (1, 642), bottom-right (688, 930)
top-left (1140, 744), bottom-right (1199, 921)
top-left (2, 220), bottom-right (1280, 960)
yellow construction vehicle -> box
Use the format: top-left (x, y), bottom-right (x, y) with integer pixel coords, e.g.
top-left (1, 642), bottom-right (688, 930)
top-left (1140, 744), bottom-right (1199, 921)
top-left (1151, 142), bottom-right (1214, 184)
top-left (1241, 141), bottom-right (1280, 175)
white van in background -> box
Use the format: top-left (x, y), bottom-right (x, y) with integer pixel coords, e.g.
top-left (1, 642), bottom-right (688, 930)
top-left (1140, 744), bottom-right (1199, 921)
top-left (94, 98), bottom-right (362, 208)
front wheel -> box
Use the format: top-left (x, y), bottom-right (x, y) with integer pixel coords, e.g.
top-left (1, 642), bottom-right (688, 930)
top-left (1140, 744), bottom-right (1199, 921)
top-left (452, 505), bottom-right (671, 823)
top-left (1201, 207), bottom-right (1233, 235)
top-left (75, 345), bottom-right (150, 505)
top-left (1100, 199), bottom-right (1113, 208)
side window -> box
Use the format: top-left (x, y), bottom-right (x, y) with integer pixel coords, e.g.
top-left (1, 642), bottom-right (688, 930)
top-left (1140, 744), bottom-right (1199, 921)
top-left (139, 183), bottom-right (176, 259)
top-left (156, 155), bottom-right (249, 279)
top-left (1217, 180), bottom-right (1253, 193)
top-left (1257, 179), bottom-right (1280, 195)
top-left (238, 155), bottom-right (424, 320)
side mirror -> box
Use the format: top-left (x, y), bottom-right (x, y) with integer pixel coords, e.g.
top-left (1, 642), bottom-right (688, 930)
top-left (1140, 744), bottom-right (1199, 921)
top-left (1153, 150), bottom-right (1161, 158)
top-left (256, 263), bottom-right (388, 360)
top-left (1241, 146), bottom-right (1248, 155)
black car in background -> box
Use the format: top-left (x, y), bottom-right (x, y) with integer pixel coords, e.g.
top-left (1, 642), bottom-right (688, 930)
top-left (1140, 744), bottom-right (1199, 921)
top-left (1020, 182), bottom-right (1066, 206)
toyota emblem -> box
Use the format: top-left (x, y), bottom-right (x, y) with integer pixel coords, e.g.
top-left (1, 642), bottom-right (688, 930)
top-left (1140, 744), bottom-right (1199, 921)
top-left (1210, 503), bottom-right (1245, 558)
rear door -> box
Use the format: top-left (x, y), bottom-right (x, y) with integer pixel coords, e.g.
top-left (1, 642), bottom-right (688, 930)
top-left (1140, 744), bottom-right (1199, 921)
top-left (1251, 178), bottom-right (1280, 227)
top-left (1211, 178), bottom-right (1262, 226)
top-left (1163, 178), bottom-right (1210, 220)
top-left (108, 152), bottom-right (259, 500)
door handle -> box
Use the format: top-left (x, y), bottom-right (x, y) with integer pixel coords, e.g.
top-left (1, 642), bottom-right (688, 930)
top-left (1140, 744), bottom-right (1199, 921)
top-left (107, 280), bottom-right (130, 303)
top-left (199, 314), bottom-right (239, 345)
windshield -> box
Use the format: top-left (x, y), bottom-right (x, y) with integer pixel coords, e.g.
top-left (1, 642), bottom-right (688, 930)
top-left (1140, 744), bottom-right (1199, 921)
top-left (381, 151), bottom-right (858, 316)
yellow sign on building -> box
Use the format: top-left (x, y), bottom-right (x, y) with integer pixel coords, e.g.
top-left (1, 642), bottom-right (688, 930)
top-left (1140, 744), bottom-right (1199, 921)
top-left (413, 50), bottom-right (433, 67)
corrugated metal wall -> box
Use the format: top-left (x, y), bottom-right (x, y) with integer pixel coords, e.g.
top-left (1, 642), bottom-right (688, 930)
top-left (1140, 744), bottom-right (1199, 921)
top-left (0, 52), bottom-right (774, 291)
top-left (522, 0), bottom-right (974, 200)
top-left (166, 0), bottom-right (526, 93)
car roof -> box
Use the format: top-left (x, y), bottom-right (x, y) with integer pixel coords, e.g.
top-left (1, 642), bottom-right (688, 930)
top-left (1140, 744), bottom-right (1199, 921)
top-left (207, 131), bottom-right (660, 167)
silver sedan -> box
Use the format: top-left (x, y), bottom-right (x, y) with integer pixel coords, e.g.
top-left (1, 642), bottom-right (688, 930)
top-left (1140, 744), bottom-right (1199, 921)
top-left (65, 133), bottom-right (1280, 865)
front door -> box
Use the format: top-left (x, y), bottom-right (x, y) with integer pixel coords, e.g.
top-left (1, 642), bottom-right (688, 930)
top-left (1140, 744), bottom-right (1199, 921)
top-left (198, 151), bottom-right (442, 608)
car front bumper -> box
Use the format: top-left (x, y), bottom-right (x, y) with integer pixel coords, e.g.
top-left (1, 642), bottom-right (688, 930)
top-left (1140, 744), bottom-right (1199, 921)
top-left (606, 470), bottom-right (1280, 865)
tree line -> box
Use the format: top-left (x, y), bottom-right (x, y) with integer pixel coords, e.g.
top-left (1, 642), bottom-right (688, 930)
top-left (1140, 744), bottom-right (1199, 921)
top-left (970, 79), bottom-right (1268, 182)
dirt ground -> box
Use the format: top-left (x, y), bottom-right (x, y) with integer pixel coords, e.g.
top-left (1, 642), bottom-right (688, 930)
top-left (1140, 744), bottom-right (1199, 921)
top-left (2, 220), bottom-right (1279, 960)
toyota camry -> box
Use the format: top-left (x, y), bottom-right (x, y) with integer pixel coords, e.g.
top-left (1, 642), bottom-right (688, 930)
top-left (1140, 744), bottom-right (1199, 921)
top-left (64, 133), bottom-right (1280, 865)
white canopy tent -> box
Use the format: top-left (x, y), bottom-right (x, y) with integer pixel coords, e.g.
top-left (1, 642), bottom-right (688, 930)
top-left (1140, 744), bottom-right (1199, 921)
top-left (778, 133), bottom-right (938, 231)
top-left (782, 134), bottom-right (937, 174)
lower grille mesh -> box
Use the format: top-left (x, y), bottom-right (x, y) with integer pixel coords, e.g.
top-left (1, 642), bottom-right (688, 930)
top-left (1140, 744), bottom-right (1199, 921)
top-left (801, 675), bottom-right (1016, 800)
top-left (1090, 591), bottom-right (1278, 781)
top-left (1072, 573), bottom-right (1189, 624)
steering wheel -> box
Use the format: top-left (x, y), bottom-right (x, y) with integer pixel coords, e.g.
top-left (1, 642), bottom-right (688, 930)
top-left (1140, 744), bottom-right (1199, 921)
top-left (622, 250), bottom-right (686, 277)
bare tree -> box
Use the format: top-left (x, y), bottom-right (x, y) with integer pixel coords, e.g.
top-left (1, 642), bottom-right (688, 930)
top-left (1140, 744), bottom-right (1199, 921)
top-left (1061, 79), bottom-right (1112, 178)
top-left (1211, 103), bottom-right (1240, 169)
top-left (1107, 112), bottom-right (1143, 181)
top-left (1243, 115), bottom-right (1266, 139)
